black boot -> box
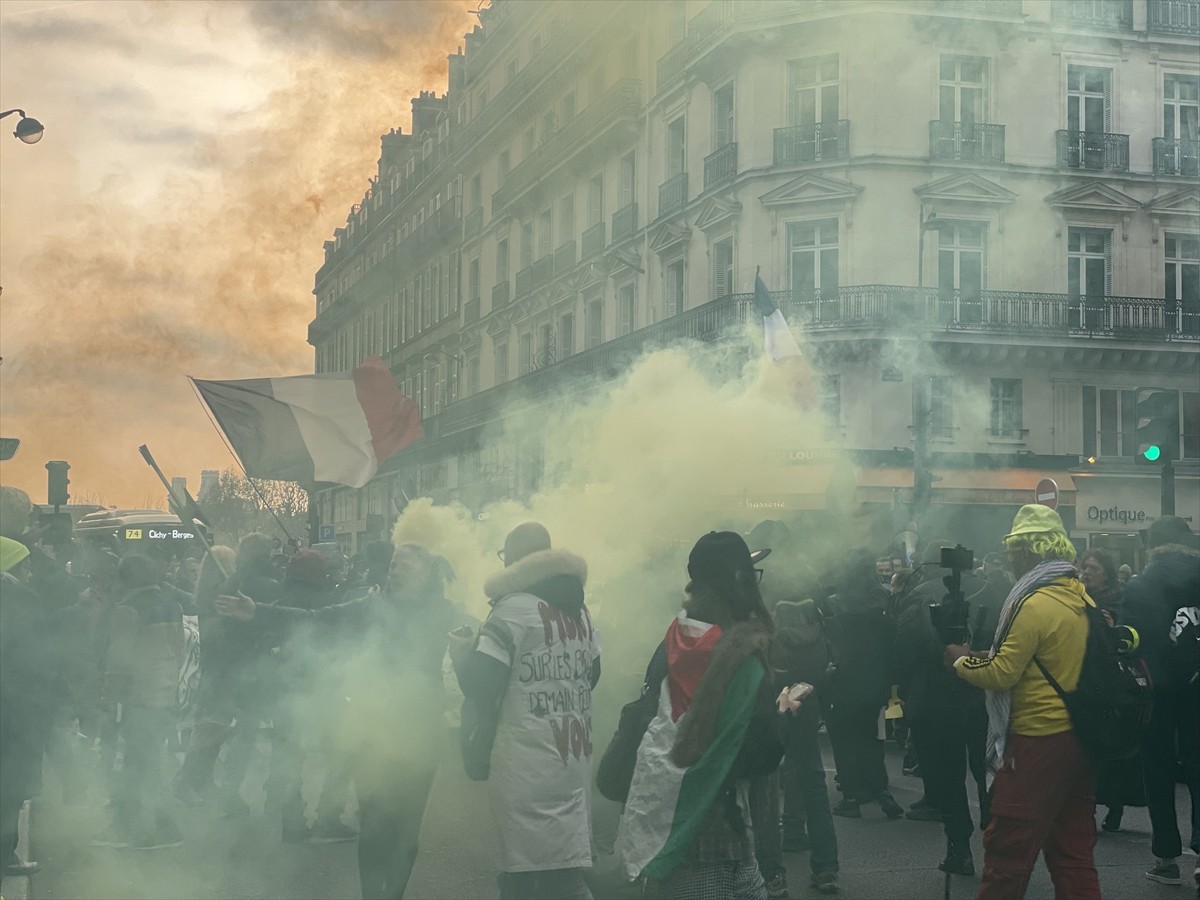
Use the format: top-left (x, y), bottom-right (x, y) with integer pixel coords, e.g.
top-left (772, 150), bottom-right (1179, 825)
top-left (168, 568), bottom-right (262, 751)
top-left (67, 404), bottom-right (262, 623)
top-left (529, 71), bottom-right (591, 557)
top-left (939, 840), bottom-right (975, 876)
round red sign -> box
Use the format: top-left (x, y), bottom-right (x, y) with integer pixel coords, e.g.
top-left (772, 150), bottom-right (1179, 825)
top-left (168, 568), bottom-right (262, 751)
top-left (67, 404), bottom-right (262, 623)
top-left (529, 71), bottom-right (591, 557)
top-left (1035, 477), bottom-right (1059, 510)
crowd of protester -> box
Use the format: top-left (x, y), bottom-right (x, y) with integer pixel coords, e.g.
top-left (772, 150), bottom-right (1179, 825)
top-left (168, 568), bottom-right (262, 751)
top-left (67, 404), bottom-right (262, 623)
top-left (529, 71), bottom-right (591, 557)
top-left (1, 480), bottom-right (1197, 900)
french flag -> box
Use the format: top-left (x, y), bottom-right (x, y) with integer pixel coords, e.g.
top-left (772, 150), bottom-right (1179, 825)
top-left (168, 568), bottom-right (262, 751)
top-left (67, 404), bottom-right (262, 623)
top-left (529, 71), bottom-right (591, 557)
top-left (192, 357), bottom-right (422, 488)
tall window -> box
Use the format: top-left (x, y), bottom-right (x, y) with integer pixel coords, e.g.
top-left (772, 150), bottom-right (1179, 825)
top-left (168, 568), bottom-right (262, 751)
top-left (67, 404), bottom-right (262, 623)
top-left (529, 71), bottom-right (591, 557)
top-left (496, 238), bottom-right (510, 283)
top-left (466, 356), bottom-right (480, 397)
top-left (618, 282), bottom-right (636, 336)
top-left (713, 82), bottom-right (735, 149)
top-left (559, 194), bottom-right (575, 246)
top-left (494, 342), bottom-right (508, 384)
top-left (789, 219), bottom-right (838, 309)
top-left (990, 378), bottom-right (1023, 437)
top-left (930, 376), bottom-right (954, 439)
top-left (519, 332), bottom-right (533, 374)
top-left (560, 312), bottom-right (575, 357)
top-left (469, 174), bottom-right (482, 211)
top-left (586, 298), bottom-right (603, 348)
top-left (1067, 65), bottom-right (1111, 134)
top-left (1185, 392), bottom-right (1200, 459)
top-left (787, 55), bottom-right (839, 127)
top-left (521, 221), bottom-right (534, 267)
top-left (538, 208), bottom-right (553, 259)
top-left (1068, 228), bottom-right (1111, 329)
top-left (561, 91), bottom-right (577, 124)
top-left (665, 259), bottom-right (685, 316)
top-left (498, 149), bottom-right (510, 183)
top-left (1165, 232), bottom-right (1200, 306)
top-left (939, 56), bottom-right (985, 123)
top-left (619, 151), bottom-right (636, 209)
top-left (468, 257), bottom-right (480, 302)
top-left (712, 236), bottom-right (734, 299)
top-left (667, 117), bottom-right (686, 177)
top-left (1164, 74), bottom-right (1199, 143)
top-left (937, 222), bottom-right (986, 322)
top-left (1082, 386), bottom-right (1137, 459)
top-left (587, 175), bottom-right (604, 227)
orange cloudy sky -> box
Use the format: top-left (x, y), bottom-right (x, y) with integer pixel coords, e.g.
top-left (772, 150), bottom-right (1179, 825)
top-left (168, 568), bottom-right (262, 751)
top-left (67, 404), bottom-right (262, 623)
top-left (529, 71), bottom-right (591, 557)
top-left (0, 0), bottom-right (474, 507)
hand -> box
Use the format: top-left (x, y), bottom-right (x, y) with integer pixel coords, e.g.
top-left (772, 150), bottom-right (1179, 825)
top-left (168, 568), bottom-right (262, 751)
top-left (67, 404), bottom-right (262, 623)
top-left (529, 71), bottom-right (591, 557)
top-left (214, 592), bottom-right (255, 621)
top-left (943, 643), bottom-right (970, 671)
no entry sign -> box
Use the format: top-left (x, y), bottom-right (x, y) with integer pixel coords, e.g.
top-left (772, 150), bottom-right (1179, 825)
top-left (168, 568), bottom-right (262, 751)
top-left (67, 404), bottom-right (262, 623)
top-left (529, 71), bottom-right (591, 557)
top-left (1035, 477), bottom-right (1059, 510)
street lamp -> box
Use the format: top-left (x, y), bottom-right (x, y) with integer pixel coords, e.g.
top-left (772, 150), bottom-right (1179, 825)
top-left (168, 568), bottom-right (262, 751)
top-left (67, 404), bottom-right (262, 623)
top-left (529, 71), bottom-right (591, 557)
top-left (0, 109), bottom-right (44, 144)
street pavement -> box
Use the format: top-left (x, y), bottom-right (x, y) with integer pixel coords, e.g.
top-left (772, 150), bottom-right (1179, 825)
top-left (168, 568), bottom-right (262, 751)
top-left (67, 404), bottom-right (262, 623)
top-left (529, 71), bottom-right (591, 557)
top-left (26, 732), bottom-right (1195, 899)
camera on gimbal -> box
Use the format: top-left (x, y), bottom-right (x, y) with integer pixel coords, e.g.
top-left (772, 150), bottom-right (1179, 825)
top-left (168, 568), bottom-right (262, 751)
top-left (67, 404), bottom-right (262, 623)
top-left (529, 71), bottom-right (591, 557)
top-left (929, 544), bottom-right (974, 645)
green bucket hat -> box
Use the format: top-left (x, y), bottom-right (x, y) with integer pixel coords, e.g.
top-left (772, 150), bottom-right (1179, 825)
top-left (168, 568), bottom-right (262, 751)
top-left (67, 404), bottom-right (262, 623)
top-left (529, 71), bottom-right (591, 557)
top-left (1005, 504), bottom-right (1067, 541)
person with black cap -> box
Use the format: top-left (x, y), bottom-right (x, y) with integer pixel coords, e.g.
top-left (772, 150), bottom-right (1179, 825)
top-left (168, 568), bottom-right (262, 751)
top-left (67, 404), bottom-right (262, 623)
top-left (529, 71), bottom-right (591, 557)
top-left (617, 530), bottom-right (786, 899)
top-left (455, 522), bottom-right (599, 900)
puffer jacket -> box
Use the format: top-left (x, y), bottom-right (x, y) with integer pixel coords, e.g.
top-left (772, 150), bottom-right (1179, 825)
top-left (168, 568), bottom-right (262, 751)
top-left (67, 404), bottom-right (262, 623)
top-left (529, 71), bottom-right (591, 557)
top-left (103, 585), bottom-right (184, 708)
top-left (1121, 546), bottom-right (1200, 694)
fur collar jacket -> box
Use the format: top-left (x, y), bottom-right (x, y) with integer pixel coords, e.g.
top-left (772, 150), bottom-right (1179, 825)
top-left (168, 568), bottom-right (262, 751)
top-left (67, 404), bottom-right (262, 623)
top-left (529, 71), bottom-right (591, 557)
top-left (672, 618), bottom-right (773, 769)
top-left (484, 548), bottom-right (588, 616)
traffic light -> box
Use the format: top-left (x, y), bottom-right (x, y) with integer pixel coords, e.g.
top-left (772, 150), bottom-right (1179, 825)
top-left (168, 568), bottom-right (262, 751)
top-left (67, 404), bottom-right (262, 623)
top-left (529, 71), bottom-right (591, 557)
top-left (45, 459), bottom-right (70, 506)
top-left (0, 437), bottom-right (18, 461)
top-left (1134, 388), bottom-right (1179, 466)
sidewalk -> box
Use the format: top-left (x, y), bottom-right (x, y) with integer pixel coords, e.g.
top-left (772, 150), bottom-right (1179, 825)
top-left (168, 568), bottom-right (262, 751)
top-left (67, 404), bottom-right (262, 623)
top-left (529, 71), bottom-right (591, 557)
top-left (0, 800), bottom-right (32, 900)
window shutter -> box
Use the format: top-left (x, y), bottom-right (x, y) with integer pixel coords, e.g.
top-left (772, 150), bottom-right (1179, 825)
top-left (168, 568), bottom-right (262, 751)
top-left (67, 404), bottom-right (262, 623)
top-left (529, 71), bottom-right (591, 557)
top-left (1105, 231), bottom-right (1113, 296)
top-left (665, 262), bottom-right (678, 317)
top-left (714, 86), bottom-right (733, 148)
top-left (1103, 69), bottom-right (1112, 132)
top-left (713, 239), bottom-right (733, 298)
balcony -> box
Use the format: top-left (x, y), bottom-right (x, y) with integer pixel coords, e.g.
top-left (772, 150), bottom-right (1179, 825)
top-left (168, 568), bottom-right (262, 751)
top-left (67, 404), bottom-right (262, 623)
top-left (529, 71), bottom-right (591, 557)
top-left (532, 254), bottom-right (554, 289)
top-left (929, 121), bottom-right (1005, 163)
top-left (464, 206), bottom-right (483, 238)
top-left (515, 264), bottom-right (535, 297)
top-left (492, 280), bottom-right (510, 309)
top-left (704, 142), bottom-right (738, 190)
top-left (1153, 138), bottom-right (1199, 176)
top-left (1052, 0), bottom-right (1133, 28)
top-left (773, 121), bottom-right (850, 166)
top-left (491, 79), bottom-right (642, 216)
top-left (1056, 131), bottom-right (1129, 172)
top-left (658, 172), bottom-right (688, 217)
top-left (1149, 0), bottom-right (1200, 35)
top-left (581, 222), bottom-right (606, 259)
top-left (612, 202), bottom-right (639, 242)
top-left (554, 240), bottom-right (577, 274)
top-left (465, 298), bottom-right (481, 325)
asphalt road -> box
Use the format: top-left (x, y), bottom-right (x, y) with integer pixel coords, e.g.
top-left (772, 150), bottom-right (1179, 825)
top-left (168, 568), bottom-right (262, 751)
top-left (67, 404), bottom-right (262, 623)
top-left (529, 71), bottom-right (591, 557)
top-left (26, 731), bottom-right (1195, 900)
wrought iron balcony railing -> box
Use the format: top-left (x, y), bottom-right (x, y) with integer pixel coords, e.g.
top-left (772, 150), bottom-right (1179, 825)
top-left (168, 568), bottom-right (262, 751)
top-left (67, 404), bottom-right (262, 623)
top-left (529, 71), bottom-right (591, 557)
top-left (1153, 137), bottom-right (1200, 175)
top-left (515, 264), bottom-right (535, 297)
top-left (464, 206), bottom-right (483, 238)
top-left (1149, 0), bottom-right (1200, 35)
top-left (612, 202), bottom-right (639, 242)
top-left (1056, 131), bottom-right (1129, 172)
top-left (531, 254), bottom-right (554, 289)
top-left (491, 280), bottom-right (510, 309)
top-left (658, 172), bottom-right (688, 217)
top-left (1052, 0), bottom-right (1133, 28)
top-left (773, 121), bottom-right (850, 165)
top-left (581, 222), bottom-right (606, 259)
top-left (464, 298), bottom-right (480, 325)
top-left (554, 240), bottom-right (577, 274)
top-left (929, 121), bottom-right (1005, 163)
top-left (704, 142), bottom-right (738, 190)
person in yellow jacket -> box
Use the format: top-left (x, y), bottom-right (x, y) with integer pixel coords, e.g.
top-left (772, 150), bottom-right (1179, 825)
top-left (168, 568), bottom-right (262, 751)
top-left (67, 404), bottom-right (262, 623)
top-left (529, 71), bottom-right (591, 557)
top-left (942, 505), bottom-right (1100, 900)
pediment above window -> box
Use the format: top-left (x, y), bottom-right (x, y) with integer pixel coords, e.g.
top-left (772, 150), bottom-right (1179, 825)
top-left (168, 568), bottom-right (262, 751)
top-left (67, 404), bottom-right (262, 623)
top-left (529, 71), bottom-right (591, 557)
top-left (694, 197), bottom-right (742, 234)
top-left (915, 172), bottom-right (1017, 206)
top-left (759, 173), bottom-right (863, 208)
top-left (1044, 180), bottom-right (1140, 211)
top-left (648, 222), bottom-right (692, 256)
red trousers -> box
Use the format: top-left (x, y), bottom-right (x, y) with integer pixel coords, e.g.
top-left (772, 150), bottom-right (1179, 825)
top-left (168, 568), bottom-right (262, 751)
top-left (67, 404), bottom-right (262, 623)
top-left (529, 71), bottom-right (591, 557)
top-left (976, 730), bottom-right (1100, 900)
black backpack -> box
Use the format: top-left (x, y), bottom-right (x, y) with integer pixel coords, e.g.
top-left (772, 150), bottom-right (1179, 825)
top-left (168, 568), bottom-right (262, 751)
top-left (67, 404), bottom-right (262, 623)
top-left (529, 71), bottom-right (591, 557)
top-left (1034, 603), bottom-right (1152, 763)
top-left (770, 598), bottom-right (832, 688)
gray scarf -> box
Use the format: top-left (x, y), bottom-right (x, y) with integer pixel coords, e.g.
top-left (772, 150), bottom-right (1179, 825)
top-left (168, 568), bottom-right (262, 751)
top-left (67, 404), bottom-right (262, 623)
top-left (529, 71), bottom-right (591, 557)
top-left (981, 559), bottom-right (1078, 777)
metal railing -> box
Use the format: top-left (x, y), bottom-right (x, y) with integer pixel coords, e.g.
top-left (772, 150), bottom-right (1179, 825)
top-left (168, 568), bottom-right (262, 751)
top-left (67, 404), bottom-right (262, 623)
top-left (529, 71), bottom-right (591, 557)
top-left (773, 121), bottom-right (850, 165)
top-left (1152, 138), bottom-right (1200, 176)
top-left (491, 79), bottom-right (642, 215)
top-left (532, 255), bottom-right (554, 289)
top-left (515, 264), bottom-right (534, 297)
top-left (554, 240), bottom-right (577, 274)
top-left (1056, 131), bottom-right (1129, 172)
top-left (929, 121), bottom-right (1005, 163)
top-left (581, 222), bottom-right (606, 259)
top-left (491, 280), bottom-right (510, 309)
top-left (704, 142), bottom-right (738, 190)
top-left (464, 298), bottom-right (480, 324)
top-left (658, 172), bottom-right (688, 217)
top-left (1149, 0), bottom-right (1200, 34)
top-left (612, 202), bottom-right (639, 241)
top-left (464, 206), bottom-right (483, 238)
top-left (1052, 0), bottom-right (1133, 27)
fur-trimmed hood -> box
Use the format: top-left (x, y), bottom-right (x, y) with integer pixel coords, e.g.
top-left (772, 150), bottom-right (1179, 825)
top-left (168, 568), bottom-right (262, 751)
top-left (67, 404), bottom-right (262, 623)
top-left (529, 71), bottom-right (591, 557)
top-left (672, 618), bottom-right (772, 769)
top-left (484, 548), bottom-right (588, 615)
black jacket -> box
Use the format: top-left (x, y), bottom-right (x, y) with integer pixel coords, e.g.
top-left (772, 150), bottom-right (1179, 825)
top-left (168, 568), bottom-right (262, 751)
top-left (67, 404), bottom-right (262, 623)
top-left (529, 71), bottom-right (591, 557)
top-left (824, 581), bottom-right (894, 710)
top-left (892, 578), bottom-right (983, 722)
top-left (1121, 546), bottom-right (1200, 694)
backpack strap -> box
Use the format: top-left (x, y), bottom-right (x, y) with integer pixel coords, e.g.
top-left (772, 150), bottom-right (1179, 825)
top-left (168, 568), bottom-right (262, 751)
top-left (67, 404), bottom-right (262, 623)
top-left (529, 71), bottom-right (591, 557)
top-left (1033, 655), bottom-right (1067, 699)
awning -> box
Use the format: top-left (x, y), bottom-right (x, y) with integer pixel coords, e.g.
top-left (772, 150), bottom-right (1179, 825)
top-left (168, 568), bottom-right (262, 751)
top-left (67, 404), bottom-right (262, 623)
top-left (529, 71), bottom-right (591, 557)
top-left (732, 464), bottom-right (839, 512)
top-left (857, 467), bottom-right (1077, 506)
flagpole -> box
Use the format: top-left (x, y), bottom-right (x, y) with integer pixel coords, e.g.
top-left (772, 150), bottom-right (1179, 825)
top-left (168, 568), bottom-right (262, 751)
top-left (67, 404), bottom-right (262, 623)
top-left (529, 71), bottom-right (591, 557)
top-left (137, 444), bottom-right (231, 579)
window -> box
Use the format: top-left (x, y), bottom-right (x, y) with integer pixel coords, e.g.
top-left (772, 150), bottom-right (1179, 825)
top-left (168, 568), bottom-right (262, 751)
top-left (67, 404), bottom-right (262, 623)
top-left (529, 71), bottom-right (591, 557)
top-left (666, 117), bottom-right (686, 177)
top-left (1184, 392), bottom-right (1200, 459)
top-left (524, 127), bottom-right (536, 158)
top-left (712, 236), bottom-right (734, 299)
top-left (538, 208), bottom-right (553, 259)
top-left (1163, 75), bottom-right (1200, 175)
top-left (618, 282), bottom-right (636, 336)
top-left (587, 175), bottom-right (604, 227)
top-left (665, 259), bottom-right (685, 316)
top-left (1067, 228), bottom-right (1111, 327)
top-left (990, 378), bottom-right (1023, 437)
top-left (1082, 385), bottom-right (1138, 459)
top-left (561, 91), bottom-right (577, 124)
top-left (789, 219), bottom-right (838, 313)
top-left (497, 238), bottom-right (510, 282)
top-left (619, 151), bottom-right (636, 209)
top-left (560, 312), bottom-right (575, 357)
top-left (559, 194), bottom-right (575, 246)
top-left (466, 356), bottom-right (480, 397)
top-left (586, 298), bottom-right (603, 348)
top-left (930, 376), bottom-right (954, 439)
top-left (519, 332), bottom-right (533, 374)
top-left (498, 150), bottom-right (510, 183)
top-left (494, 341), bottom-right (509, 384)
top-left (521, 221), bottom-right (534, 267)
top-left (788, 55), bottom-right (839, 126)
top-left (713, 82), bottom-right (735, 149)
top-left (937, 222), bottom-right (986, 322)
top-left (1165, 233), bottom-right (1199, 314)
top-left (469, 174), bottom-right (482, 211)
top-left (1067, 65), bottom-right (1111, 134)
top-left (939, 56), bottom-right (986, 124)
top-left (478, 88), bottom-right (488, 112)
top-left (468, 257), bottom-right (480, 301)
top-left (506, 58), bottom-right (518, 84)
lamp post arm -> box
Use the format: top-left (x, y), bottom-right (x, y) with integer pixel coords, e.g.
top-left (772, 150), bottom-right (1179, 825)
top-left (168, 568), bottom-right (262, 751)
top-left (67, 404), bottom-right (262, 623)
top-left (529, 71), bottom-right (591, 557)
top-left (0, 109), bottom-right (28, 120)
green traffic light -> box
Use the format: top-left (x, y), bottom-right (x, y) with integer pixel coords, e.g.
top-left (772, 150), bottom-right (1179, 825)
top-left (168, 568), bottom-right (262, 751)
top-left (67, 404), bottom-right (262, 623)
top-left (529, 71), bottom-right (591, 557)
top-left (1144, 445), bottom-right (1162, 462)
